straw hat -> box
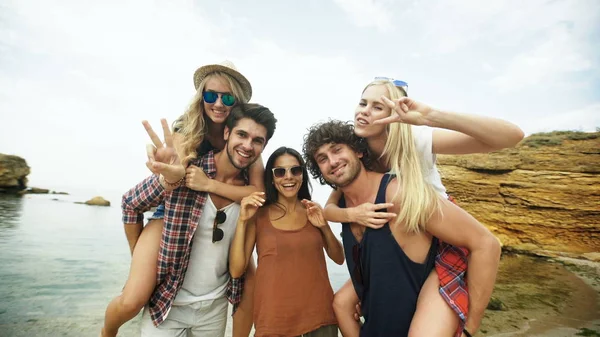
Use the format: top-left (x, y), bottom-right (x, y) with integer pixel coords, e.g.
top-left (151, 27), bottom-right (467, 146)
top-left (193, 60), bottom-right (252, 101)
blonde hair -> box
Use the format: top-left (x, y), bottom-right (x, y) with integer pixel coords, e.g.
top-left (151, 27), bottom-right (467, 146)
top-left (364, 80), bottom-right (441, 233)
top-left (176, 71), bottom-right (249, 165)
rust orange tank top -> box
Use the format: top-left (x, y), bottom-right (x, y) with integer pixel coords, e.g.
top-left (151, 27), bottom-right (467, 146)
top-left (253, 207), bottom-right (337, 337)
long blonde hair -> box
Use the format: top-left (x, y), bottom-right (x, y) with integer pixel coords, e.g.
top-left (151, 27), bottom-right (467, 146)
top-left (364, 80), bottom-right (441, 233)
top-left (176, 72), bottom-right (249, 165)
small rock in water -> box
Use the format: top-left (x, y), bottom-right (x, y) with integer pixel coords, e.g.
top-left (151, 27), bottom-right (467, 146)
top-left (80, 196), bottom-right (110, 207)
top-left (17, 187), bottom-right (50, 194)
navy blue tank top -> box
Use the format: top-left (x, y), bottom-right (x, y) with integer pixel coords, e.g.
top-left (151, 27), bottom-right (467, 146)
top-left (340, 174), bottom-right (438, 337)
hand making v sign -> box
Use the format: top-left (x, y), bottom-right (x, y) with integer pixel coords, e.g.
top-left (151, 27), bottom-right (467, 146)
top-left (142, 119), bottom-right (186, 186)
top-left (373, 96), bottom-right (434, 126)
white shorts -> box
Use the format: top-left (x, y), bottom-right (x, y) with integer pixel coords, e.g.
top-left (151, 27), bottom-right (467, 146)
top-left (140, 296), bottom-right (228, 337)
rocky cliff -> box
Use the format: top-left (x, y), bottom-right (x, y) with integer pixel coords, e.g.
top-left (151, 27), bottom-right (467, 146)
top-left (0, 153), bottom-right (30, 193)
top-left (437, 131), bottom-right (599, 255)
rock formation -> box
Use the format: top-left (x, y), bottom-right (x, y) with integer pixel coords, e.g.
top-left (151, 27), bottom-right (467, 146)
top-left (0, 154), bottom-right (30, 193)
top-left (437, 131), bottom-right (599, 255)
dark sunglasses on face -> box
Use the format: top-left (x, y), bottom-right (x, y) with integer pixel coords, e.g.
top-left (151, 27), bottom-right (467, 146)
top-left (272, 165), bottom-right (303, 178)
top-left (203, 91), bottom-right (236, 107)
top-left (212, 210), bottom-right (226, 243)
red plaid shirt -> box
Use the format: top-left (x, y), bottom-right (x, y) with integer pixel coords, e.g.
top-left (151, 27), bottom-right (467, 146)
top-left (437, 196), bottom-right (470, 337)
top-left (121, 150), bottom-right (245, 326)
top-left (436, 241), bottom-right (469, 337)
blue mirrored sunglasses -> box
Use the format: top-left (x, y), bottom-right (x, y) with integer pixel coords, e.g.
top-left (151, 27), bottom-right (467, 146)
top-left (374, 77), bottom-right (408, 91)
top-left (203, 91), bottom-right (236, 107)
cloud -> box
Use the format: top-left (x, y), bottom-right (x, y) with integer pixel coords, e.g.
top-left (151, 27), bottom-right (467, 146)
top-left (0, 0), bottom-right (367, 196)
top-left (0, 0), bottom-right (598, 197)
top-left (332, 0), bottom-right (393, 32)
top-left (388, 0), bottom-right (600, 93)
top-left (403, 0), bottom-right (597, 51)
top-left (235, 37), bottom-right (365, 165)
top-left (0, 0), bottom-right (236, 190)
top-left (490, 25), bottom-right (594, 93)
top-left (521, 103), bottom-right (600, 134)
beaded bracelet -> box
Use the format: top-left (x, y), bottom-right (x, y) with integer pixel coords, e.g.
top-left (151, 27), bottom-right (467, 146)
top-left (162, 175), bottom-right (185, 188)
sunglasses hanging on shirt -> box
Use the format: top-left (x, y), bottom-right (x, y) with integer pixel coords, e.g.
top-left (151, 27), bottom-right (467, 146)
top-left (212, 210), bottom-right (226, 243)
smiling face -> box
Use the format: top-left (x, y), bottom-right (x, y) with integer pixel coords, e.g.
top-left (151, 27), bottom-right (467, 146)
top-left (354, 84), bottom-right (392, 139)
top-left (203, 75), bottom-right (234, 124)
top-left (313, 142), bottom-right (362, 188)
top-left (272, 154), bottom-right (304, 200)
top-left (224, 117), bottom-right (267, 170)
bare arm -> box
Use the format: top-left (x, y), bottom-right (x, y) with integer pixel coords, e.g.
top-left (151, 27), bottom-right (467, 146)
top-left (206, 156), bottom-right (265, 202)
top-left (303, 199), bottom-right (344, 265)
top-left (323, 189), bottom-right (351, 222)
top-left (186, 157), bottom-right (264, 203)
top-left (229, 192), bottom-right (264, 278)
top-left (318, 224), bottom-right (345, 265)
top-left (229, 217), bottom-right (256, 278)
top-left (425, 198), bottom-right (502, 334)
top-left (428, 111), bottom-right (524, 154)
top-left (323, 189), bottom-right (396, 228)
top-left (377, 96), bottom-right (524, 154)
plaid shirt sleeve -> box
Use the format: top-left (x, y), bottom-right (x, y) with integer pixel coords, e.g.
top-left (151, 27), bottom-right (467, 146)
top-left (226, 274), bottom-right (246, 315)
top-left (121, 174), bottom-right (165, 224)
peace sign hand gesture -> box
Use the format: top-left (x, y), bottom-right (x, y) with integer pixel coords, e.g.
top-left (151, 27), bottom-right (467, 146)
top-left (143, 119), bottom-right (185, 184)
top-left (373, 96), bottom-right (434, 126)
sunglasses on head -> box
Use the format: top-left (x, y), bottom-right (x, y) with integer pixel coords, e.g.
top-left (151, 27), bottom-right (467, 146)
top-left (374, 76), bottom-right (408, 92)
top-left (272, 165), bottom-right (303, 178)
top-left (212, 210), bottom-right (226, 243)
top-left (203, 91), bottom-right (236, 107)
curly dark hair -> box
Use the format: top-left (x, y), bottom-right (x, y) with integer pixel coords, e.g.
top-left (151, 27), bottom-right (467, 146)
top-left (302, 119), bottom-right (371, 188)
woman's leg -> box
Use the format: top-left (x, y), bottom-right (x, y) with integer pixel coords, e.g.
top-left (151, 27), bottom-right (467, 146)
top-left (232, 257), bottom-right (256, 337)
top-left (333, 279), bottom-right (360, 337)
top-left (102, 219), bottom-right (163, 337)
top-left (408, 270), bottom-right (458, 337)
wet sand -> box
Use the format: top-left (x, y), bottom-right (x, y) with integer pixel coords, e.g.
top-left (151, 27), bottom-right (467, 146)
top-left (483, 254), bottom-right (600, 337)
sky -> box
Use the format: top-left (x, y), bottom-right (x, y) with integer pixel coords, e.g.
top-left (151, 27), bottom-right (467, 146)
top-left (1, 0), bottom-right (599, 203)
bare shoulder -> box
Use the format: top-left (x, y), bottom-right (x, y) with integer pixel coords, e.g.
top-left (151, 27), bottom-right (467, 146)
top-left (384, 175), bottom-right (399, 200)
top-left (384, 175), bottom-right (401, 214)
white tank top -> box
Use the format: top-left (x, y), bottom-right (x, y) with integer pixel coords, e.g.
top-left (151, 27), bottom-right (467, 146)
top-left (412, 126), bottom-right (448, 198)
top-left (173, 196), bottom-right (241, 305)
